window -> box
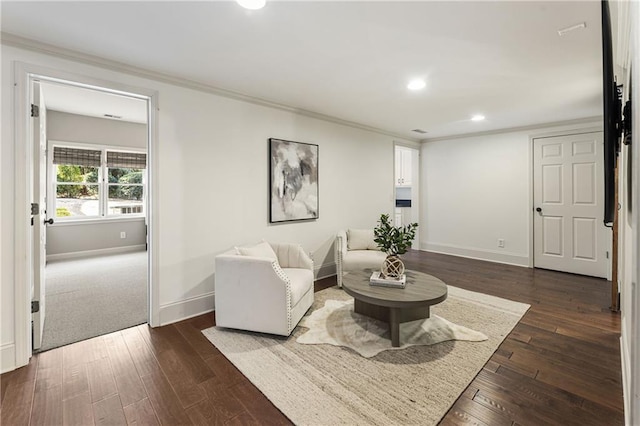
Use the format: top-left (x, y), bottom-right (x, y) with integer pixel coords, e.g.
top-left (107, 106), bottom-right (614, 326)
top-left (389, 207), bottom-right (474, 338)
top-left (106, 151), bottom-right (146, 217)
top-left (51, 144), bottom-right (146, 221)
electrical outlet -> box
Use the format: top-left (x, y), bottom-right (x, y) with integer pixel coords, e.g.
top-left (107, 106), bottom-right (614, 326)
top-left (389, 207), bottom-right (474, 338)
top-left (120, 232), bottom-right (126, 239)
top-left (497, 238), bottom-right (505, 248)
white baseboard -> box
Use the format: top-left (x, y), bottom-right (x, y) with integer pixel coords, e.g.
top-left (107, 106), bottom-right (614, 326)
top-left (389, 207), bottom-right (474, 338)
top-left (47, 244), bottom-right (146, 262)
top-left (315, 261), bottom-right (336, 280)
top-left (1, 343), bottom-right (16, 374)
top-left (158, 264), bottom-right (337, 327)
top-left (159, 292), bottom-right (215, 326)
top-left (422, 242), bottom-right (530, 267)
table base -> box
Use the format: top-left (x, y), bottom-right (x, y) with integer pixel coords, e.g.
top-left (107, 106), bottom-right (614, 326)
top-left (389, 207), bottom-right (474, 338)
top-left (354, 299), bottom-right (431, 347)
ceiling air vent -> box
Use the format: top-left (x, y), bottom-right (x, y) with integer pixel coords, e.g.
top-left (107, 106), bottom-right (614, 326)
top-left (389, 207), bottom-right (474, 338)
top-left (412, 129), bottom-right (427, 134)
top-left (104, 114), bottom-right (122, 119)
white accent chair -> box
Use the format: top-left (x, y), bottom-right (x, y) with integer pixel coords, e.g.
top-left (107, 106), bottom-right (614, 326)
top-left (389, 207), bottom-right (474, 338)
top-left (335, 229), bottom-right (387, 287)
top-left (214, 241), bottom-right (314, 336)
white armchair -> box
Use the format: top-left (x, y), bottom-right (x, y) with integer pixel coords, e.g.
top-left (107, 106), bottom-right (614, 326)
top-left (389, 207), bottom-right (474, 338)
top-left (214, 241), bottom-right (314, 336)
top-left (335, 229), bottom-right (387, 287)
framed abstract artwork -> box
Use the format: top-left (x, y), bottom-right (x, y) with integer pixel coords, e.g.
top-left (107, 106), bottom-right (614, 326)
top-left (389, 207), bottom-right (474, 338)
top-left (269, 138), bottom-right (319, 223)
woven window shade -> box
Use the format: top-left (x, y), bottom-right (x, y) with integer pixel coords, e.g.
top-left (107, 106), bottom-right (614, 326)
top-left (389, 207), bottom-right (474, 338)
top-left (107, 151), bottom-right (147, 169)
top-left (53, 147), bottom-right (101, 167)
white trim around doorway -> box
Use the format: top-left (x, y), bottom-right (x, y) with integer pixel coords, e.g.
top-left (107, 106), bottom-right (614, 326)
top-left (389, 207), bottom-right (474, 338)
top-left (12, 61), bottom-right (160, 370)
top-left (392, 141), bottom-right (421, 250)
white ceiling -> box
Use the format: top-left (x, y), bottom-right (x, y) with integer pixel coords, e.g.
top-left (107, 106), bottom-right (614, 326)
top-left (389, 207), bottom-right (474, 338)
top-left (1, 1), bottom-right (603, 139)
top-left (40, 81), bottom-right (148, 124)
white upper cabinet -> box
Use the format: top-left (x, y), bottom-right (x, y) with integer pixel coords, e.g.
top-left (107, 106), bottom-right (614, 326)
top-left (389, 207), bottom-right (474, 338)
top-left (395, 146), bottom-right (412, 187)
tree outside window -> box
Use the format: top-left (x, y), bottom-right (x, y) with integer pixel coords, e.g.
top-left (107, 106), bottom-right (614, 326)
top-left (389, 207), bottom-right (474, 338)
top-left (51, 145), bottom-right (146, 220)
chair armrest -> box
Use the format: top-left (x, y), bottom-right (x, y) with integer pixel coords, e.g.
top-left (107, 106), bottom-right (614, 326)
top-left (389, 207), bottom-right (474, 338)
top-left (215, 254), bottom-right (291, 305)
top-left (336, 230), bottom-right (348, 255)
top-left (270, 242), bottom-right (314, 271)
top-left (214, 254), bottom-right (293, 334)
top-left (335, 230), bottom-right (348, 287)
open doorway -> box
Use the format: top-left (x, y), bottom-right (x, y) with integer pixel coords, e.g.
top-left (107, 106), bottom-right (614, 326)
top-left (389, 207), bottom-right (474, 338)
top-left (32, 79), bottom-right (150, 352)
top-left (393, 144), bottom-right (420, 249)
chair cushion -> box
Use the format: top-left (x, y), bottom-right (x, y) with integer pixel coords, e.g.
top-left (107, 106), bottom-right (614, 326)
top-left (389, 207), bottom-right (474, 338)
top-left (283, 268), bottom-right (313, 305)
top-left (347, 229), bottom-right (378, 250)
top-left (236, 241), bottom-right (278, 263)
top-left (343, 250), bottom-right (387, 270)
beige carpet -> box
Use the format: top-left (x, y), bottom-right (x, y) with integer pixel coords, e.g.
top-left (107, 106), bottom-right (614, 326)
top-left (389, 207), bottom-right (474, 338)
top-left (202, 285), bottom-right (529, 425)
top-left (41, 251), bottom-right (147, 351)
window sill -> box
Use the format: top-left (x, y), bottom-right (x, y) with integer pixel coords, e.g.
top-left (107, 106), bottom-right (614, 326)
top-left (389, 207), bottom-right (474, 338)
top-left (49, 216), bottom-right (146, 227)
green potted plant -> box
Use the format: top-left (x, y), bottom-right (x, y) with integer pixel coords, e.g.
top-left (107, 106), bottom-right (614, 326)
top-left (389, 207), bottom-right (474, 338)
top-left (373, 214), bottom-right (418, 279)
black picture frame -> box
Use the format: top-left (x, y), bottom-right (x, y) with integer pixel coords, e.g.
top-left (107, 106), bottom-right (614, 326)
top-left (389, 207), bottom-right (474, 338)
top-left (269, 138), bottom-right (319, 223)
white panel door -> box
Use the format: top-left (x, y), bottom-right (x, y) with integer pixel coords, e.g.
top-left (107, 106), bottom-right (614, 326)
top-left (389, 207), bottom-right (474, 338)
top-left (533, 133), bottom-right (608, 278)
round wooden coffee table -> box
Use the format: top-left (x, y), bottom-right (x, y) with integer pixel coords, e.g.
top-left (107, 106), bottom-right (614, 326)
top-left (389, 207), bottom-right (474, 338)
top-left (342, 269), bottom-right (448, 347)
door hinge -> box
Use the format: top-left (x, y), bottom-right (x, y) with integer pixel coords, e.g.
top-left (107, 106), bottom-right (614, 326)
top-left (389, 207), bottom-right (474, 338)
top-left (31, 104), bottom-right (40, 118)
top-left (606, 251), bottom-right (610, 259)
top-left (31, 300), bottom-right (40, 313)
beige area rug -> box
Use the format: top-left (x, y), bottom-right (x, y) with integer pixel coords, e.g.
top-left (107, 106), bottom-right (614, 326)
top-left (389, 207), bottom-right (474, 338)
top-left (297, 299), bottom-right (488, 357)
top-left (202, 286), bottom-right (529, 425)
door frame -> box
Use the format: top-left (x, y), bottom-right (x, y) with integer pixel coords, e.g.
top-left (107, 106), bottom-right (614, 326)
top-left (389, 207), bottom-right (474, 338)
top-left (13, 62), bottom-right (160, 368)
top-left (31, 80), bottom-right (47, 350)
top-left (528, 126), bottom-right (607, 275)
top-left (392, 141), bottom-right (421, 250)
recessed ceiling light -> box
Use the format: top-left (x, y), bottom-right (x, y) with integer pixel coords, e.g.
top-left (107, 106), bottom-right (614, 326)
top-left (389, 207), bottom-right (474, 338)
top-left (407, 79), bottom-right (426, 91)
top-left (471, 114), bottom-right (485, 122)
top-left (236, 0), bottom-right (266, 10)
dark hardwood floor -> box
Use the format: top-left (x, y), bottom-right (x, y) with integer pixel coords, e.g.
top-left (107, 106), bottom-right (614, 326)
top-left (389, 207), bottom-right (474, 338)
top-left (1, 251), bottom-right (623, 425)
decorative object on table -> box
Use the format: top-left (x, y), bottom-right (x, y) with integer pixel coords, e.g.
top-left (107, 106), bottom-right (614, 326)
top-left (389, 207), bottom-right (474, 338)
top-left (269, 138), bottom-right (319, 223)
top-left (373, 213), bottom-right (418, 279)
top-left (369, 271), bottom-right (406, 288)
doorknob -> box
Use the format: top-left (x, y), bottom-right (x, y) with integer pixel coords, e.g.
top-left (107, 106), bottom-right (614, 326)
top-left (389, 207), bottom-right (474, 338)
top-left (44, 218), bottom-right (54, 225)
top-left (535, 207), bottom-right (542, 213)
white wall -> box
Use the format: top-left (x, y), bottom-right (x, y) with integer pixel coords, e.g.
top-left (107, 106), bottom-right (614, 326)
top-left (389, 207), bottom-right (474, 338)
top-left (617, 14), bottom-right (634, 417)
top-left (46, 220), bottom-right (146, 258)
top-left (629, 50), bottom-right (640, 421)
top-left (1, 44), bottom-right (410, 372)
top-left (46, 111), bottom-right (147, 256)
top-left (155, 85), bottom-right (398, 305)
top-left (616, 0), bottom-right (639, 423)
top-left (420, 121), bottom-right (601, 267)
top-left (619, 121), bottom-right (635, 426)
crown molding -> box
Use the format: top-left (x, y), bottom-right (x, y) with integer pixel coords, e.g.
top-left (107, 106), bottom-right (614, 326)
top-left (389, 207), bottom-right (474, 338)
top-left (1, 32), bottom-right (419, 143)
top-left (421, 116), bottom-right (602, 143)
